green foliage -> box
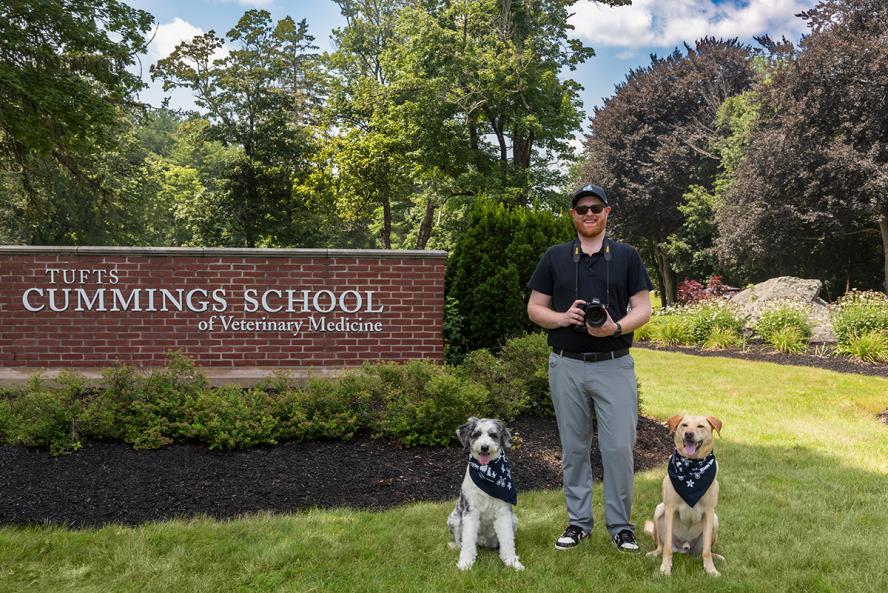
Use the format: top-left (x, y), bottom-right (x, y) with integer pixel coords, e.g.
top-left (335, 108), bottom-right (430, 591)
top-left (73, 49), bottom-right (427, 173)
top-left (684, 300), bottom-right (745, 345)
top-left (649, 312), bottom-right (693, 346)
top-left (756, 302), bottom-right (813, 348)
top-left (704, 326), bottom-right (745, 350)
top-left (446, 201), bottom-right (572, 353)
top-left (831, 291), bottom-right (888, 347)
top-left (835, 331), bottom-right (888, 363)
top-left (2, 335), bottom-right (562, 453)
top-left (766, 326), bottom-right (808, 354)
top-left (372, 361), bottom-right (488, 447)
top-left (185, 386), bottom-right (279, 450)
top-left (460, 349), bottom-right (529, 422)
top-left (632, 321), bottom-right (656, 342)
top-left (3, 373), bottom-right (88, 455)
top-left (498, 333), bottom-right (553, 416)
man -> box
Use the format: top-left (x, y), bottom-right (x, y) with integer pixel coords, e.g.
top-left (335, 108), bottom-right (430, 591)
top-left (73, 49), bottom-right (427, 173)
top-left (527, 183), bottom-right (653, 552)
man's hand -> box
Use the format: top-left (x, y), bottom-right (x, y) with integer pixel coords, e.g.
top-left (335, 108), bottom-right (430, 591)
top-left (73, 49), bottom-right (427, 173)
top-left (586, 309), bottom-right (618, 337)
top-left (562, 299), bottom-right (587, 328)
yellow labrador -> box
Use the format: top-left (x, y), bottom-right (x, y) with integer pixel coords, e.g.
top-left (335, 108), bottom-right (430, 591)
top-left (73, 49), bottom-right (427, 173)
top-left (645, 415), bottom-right (724, 576)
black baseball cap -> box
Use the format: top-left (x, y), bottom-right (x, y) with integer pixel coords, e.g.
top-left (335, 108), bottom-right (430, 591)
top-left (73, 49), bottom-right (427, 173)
top-left (571, 183), bottom-right (608, 207)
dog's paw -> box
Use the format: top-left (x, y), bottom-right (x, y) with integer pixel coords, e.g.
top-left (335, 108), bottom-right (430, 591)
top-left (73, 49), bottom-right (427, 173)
top-left (659, 561), bottom-right (672, 576)
top-left (457, 559), bottom-right (474, 571)
top-left (504, 557), bottom-right (524, 571)
top-left (646, 549), bottom-right (661, 558)
top-left (704, 563), bottom-right (721, 577)
top-left (448, 541), bottom-right (461, 551)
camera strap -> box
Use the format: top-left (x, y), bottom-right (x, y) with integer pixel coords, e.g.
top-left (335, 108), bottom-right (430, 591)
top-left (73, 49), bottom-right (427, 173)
top-left (573, 237), bottom-right (611, 309)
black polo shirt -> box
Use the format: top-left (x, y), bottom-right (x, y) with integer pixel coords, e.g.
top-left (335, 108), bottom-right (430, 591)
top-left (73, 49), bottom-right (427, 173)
top-left (527, 236), bottom-right (653, 352)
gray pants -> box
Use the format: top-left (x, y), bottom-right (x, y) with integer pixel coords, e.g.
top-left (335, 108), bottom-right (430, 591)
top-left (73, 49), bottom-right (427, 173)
top-left (548, 351), bottom-right (638, 536)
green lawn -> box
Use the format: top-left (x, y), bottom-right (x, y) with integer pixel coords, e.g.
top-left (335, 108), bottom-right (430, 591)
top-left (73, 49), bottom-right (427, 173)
top-left (1, 349), bottom-right (886, 593)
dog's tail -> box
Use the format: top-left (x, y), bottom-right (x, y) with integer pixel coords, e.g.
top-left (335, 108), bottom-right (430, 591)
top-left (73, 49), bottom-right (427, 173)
top-left (643, 520), bottom-right (655, 538)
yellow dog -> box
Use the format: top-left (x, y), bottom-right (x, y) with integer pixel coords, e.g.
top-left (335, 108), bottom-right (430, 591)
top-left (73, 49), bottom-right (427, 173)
top-left (645, 415), bottom-right (724, 576)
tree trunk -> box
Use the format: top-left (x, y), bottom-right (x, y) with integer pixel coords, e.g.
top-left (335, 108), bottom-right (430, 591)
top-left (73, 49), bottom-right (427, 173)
top-left (512, 131), bottom-right (533, 208)
top-left (380, 191), bottom-right (392, 249)
top-left (416, 197), bottom-right (435, 249)
top-left (653, 242), bottom-right (676, 306)
top-left (879, 212), bottom-right (888, 295)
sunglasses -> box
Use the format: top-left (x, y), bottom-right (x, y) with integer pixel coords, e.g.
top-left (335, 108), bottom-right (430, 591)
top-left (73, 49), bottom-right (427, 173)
top-left (573, 204), bottom-right (607, 215)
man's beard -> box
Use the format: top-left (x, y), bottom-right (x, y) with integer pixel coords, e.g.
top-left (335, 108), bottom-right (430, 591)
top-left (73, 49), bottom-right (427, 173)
top-left (574, 218), bottom-right (605, 238)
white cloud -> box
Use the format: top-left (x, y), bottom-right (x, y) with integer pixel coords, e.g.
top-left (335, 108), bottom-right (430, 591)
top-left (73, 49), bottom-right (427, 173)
top-left (136, 18), bottom-right (230, 111)
top-left (146, 18), bottom-right (229, 63)
top-left (570, 0), bottom-right (812, 48)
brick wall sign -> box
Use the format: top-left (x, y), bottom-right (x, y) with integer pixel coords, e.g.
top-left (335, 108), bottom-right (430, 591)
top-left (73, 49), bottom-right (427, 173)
top-left (0, 246), bottom-right (446, 384)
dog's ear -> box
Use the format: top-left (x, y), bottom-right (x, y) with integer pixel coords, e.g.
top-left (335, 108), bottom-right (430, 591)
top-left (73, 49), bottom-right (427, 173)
top-left (667, 415), bottom-right (684, 435)
top-left (456, 417), bottom-right (478, 450)
top-left (493, 420), bottom-right (512, 450)
top-left (706, 416), bottom-right (723, 436)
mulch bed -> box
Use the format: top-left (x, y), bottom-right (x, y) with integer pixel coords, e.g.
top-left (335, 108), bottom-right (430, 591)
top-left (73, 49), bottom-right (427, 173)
top-left (5, 346), bottom-right (885, 529)
top-left (0, 415), bottom-right (673, 528)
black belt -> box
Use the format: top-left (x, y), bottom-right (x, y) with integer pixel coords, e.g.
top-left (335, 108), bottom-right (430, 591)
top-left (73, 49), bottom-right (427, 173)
top-left (554, 348), bottom-right (629, 363)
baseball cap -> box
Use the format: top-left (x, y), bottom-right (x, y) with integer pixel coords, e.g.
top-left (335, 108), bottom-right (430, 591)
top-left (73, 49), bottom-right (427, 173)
top-left (571, 183), bottom-right (608, 207)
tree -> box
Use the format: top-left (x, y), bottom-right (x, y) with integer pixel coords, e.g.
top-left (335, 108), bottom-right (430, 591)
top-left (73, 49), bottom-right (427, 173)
top-left (580, 38), bottom-right (756, 304)
top-left (0, 0), bottom-right (154, 244)
top-left (151, 10), bottom-right (328, 247)
top-left (393, 0), bottom-right (627, 208)
top-left (715, 1), bottom-right (888, 293)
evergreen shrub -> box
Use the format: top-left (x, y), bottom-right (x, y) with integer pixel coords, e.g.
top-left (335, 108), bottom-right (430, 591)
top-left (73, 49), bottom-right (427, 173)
top-left (445, 200), bottom-right (572, 358)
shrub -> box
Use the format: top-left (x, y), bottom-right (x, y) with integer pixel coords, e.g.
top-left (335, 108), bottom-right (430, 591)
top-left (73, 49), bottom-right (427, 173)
top-left (445, 200), bottom-right (573, 353)
top-left (831, 290), bottom-right (888, 347)
top-left (704, 326), bottom-right (744, 350)
top-left (632, 321), bottom-right (655, 342)
top-left (284, 376), bottom-right (367, 441)
top-left (650, 312), bottom-right (692, 346)
top-left (498, 333), bottom-right (552, 415)
top-left (684, 299), bottom-right (745, 345)
top-left (756, 301), bottom-right (813, 347)
top-left (185, 386), bottom-right (279, 450)
top-left (677, 278), bottom-right (706, 304)
top-left (836, 331), bottom-right (888, 363)
top-left (373, 361), bottom-right (488, 446)
top-left (461, 349), bottom-right (529, 421)
top-left (5, 373), bottom-right (87, 455)
top-left (117, 352), bottom-right (208, 449)
top-left (767, 326), bottom-right (808, 354)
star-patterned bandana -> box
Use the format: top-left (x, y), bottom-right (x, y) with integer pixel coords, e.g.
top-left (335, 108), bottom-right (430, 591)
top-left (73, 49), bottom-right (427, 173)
top-left (667, 451), bottom-right (717, 507)
top-left (468, 453), bottom-right (517, 505)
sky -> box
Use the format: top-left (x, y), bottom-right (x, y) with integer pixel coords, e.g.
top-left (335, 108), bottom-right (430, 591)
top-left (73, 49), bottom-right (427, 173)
top-left (125, 0), bottom-right (818, 142)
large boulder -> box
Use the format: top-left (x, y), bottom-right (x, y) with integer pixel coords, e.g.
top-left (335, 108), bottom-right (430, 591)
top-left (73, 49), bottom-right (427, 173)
top-left (729, 276), bottom-right (835, 343)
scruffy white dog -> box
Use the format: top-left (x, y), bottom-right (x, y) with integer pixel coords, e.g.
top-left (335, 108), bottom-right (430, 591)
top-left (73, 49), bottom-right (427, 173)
top-left (447, 416), bottom-right (524, 571)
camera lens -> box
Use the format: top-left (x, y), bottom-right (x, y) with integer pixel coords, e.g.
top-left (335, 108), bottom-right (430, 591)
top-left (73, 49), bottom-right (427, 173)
top-left (585, 303), bottom-right (607, 328)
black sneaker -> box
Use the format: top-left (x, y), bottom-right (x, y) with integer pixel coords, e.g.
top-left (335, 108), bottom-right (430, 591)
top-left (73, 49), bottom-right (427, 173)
top-left (612, 529), bottom-right (639, 552)
top-left (555, 525), bottom-right (589, 550)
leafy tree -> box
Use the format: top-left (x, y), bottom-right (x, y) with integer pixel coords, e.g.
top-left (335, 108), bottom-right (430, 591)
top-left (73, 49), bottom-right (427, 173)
top-left (0, 0), bottom-right (155, 244)
top-left (151, 10), bottom-right (329, 247)
top-left (393, 0), bottom-right (627, 208)
top-left (715, 2), bottom-right (888, 293)
top-left (580, 38), bottom-right (756, 304)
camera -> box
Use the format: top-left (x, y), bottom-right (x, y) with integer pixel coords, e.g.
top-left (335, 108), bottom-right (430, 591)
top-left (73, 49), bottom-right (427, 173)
top-left (572, 298), bottom-right (608, 332)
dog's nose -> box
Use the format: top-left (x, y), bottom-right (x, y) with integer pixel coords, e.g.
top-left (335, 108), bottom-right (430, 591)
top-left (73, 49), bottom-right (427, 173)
top-left (480, 445), bottom-right (489, 453)
top-left (684, 432), bottom-right (694, 439)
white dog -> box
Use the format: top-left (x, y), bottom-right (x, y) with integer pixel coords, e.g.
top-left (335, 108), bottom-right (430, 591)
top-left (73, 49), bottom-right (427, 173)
top-left (447, 416), bottom-right (524, 571)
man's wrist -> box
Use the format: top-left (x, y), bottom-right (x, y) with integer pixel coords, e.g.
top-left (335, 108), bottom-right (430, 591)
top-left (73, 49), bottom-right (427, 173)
top-left (612, 322), bottom-right (623, 337)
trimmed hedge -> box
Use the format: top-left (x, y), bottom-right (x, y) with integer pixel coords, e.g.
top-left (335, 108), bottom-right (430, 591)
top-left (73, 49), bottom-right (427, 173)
top-left (0, 334), bottom-right (568, 455)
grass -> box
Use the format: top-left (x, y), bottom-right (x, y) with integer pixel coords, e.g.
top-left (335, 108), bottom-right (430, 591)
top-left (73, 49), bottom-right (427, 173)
top-left (1, 349), bottom-right (887, 593)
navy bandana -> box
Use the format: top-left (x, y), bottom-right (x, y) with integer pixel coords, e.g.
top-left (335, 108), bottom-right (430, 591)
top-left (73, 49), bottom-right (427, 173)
top-left (468, 453), bottom-right (517, 505)
top-left (668, 451), bottom-right (717, 507)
